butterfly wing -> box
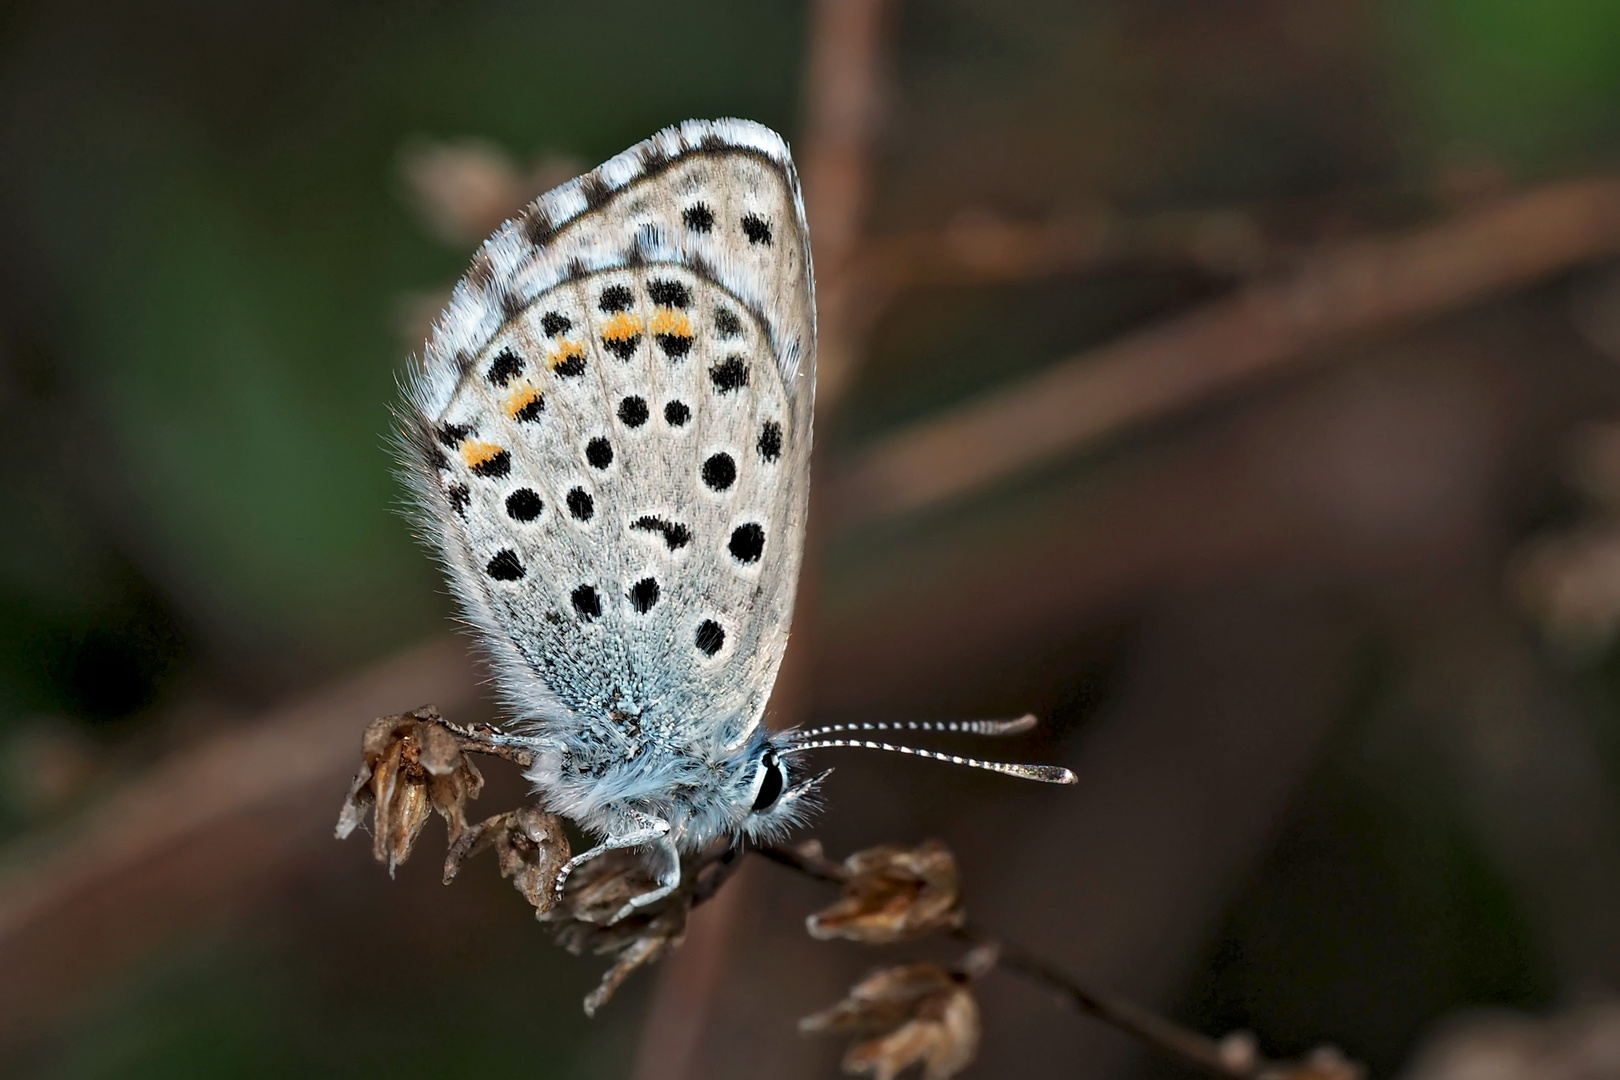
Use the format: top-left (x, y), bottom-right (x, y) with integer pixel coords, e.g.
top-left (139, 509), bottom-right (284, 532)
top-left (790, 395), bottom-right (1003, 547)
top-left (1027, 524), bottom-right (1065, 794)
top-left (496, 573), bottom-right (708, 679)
top-left (404, 120), bottom-right (815, 756)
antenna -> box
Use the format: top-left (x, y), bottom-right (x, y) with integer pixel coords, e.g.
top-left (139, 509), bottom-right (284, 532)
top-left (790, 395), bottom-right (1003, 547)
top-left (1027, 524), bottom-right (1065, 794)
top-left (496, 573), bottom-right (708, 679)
top-left (788, 713), bottom-right (1038, 742)
top-left (782, 738), bottom-right (1077, 784)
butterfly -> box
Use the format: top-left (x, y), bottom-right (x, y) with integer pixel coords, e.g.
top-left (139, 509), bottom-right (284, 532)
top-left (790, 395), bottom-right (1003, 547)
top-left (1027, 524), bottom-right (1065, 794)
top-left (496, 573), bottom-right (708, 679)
top-left (402, 119), bottom-right (1073, 922)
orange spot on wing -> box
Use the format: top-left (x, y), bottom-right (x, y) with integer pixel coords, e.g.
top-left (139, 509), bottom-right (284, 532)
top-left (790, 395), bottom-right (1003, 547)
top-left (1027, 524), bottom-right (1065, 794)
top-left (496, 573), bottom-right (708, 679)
top-left (650, 309), bottom-right (692, 338)
top-left (548, 340), bottom-right (585, 369)
top-left (505, 383), bottom-right (543, 418)
top-left (600, 312), bottom-right (644, 342)
top-left (462, 440), bottom-right (504, 469)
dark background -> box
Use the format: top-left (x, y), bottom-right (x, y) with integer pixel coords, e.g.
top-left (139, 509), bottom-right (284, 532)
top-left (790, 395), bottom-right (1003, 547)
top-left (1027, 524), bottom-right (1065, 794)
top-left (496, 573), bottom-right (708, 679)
top-left (2, 1), bottom-right (1619, 1077)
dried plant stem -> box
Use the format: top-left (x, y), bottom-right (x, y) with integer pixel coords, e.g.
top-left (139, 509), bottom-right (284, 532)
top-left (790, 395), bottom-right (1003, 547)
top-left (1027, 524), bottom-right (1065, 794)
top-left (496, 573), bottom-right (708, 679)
top-left (978, 935), bottom-right (1255, 1079)
top-left (848, 207), bottom-right (1281, 308)
top-left (755, 842), bottom-right (1272, 1080)
top-left (832, 176), bottom-right (1620, 526)
top-left (435, 719), bottom-right (535, 767)
top-left (799, 0), bottom-right (892, 411)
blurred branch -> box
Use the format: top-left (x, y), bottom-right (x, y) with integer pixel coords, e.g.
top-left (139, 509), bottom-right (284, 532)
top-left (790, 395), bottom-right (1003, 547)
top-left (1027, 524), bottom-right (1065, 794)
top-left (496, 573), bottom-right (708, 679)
top-left (856, 209), bottom-right (1277, 294)
top-left (0, 639), bottom-right (482, 1048)
top-left (831, 176), bottom-right (1620, 526)
top-left (758, 842), bottom-right (1358, 1080)
top-left (800, 0), bottom-right (893, 411)
top-left (823, 206), bottom-right (1287, 397)
top-left (0, 638), bottom-right (475, 945)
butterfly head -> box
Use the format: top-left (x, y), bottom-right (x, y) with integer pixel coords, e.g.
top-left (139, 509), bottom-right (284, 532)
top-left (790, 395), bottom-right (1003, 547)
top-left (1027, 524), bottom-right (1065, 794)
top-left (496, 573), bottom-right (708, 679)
top-left (721, 729), bottom-right (826, 845)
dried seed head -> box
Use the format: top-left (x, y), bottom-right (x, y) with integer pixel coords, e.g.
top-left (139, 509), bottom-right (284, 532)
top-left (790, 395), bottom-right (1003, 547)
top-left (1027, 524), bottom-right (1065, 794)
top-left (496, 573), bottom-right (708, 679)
top-left (444, 805), bottom-right (570, 914)
top-left (579, 908), bottom-right (686, 1017)
top-left (807, 840), bottom-right (965, 944)
top-left (552, 848), bottom-right (666, 926)
top-left (542, 848), bottom-right (694, 1016)
top-left (802, 964), bottom-right (980, 1080)
top-left (334, 706), bottom-right (485, 876)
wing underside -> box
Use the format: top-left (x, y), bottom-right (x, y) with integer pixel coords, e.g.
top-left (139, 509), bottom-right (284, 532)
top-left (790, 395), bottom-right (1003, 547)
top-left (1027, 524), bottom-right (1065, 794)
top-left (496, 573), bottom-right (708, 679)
top-left (404, 121), bottom-right (815, 755)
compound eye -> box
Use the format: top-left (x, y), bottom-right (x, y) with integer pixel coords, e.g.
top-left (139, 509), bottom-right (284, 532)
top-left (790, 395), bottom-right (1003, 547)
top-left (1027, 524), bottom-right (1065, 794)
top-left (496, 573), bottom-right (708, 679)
top-left (751, 750), bottom-right (785, 812)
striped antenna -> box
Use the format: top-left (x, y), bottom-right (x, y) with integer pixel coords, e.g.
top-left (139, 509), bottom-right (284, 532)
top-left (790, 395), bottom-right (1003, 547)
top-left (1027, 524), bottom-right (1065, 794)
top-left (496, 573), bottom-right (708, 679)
top-left (788, 713), bottom-right (1039, 742)
top-left (782, 738), bottom-right (1077, 785)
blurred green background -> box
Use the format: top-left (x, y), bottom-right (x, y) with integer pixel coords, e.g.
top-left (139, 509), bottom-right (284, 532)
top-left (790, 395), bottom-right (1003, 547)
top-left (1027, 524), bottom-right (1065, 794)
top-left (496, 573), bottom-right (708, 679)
top-left (2, 0), bottom-right (1619, 1077)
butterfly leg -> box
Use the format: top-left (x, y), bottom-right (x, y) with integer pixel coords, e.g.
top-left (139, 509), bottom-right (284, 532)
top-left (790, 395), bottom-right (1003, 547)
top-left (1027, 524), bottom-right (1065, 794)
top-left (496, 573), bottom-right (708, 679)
top-left (553, 811), bottom-right (682, 922)
top-left (608, 828), bottom-right (681, 923)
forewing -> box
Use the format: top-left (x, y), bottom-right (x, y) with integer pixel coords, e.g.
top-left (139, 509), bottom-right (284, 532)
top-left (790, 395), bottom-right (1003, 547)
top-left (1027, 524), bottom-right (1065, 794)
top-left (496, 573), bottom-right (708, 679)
top-left (404, 120), bottom-right (814, 752)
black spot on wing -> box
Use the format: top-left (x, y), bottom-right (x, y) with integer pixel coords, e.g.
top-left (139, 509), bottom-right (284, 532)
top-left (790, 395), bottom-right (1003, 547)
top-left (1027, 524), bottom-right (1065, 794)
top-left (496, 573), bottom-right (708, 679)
top-left (438, 423), bottom-right (471, 448)
top-left (683, 203), bottom-right (715, 232)
top-left (695, 619), bottom-right (725, 656)
top-left (710, 357), bottom-right (748, 393)
top-left (702, 453), bottom-right (736, 492)
top-left (506, 488), bottom-right (543, 522)
top-left (541, 312), bottom-right (572, 337)
top-left (585, 437), bottom-right (613, 469)
top-left (657, 332), bottom-right (693, 360)
top-left (741, 213), bottom-right (772, 245)
top-left (471, 450), bottom-right (511, 479)
top-left (598, 285), bottom-right (634, 313)
top-left (714, 309), bottom-right (742, 338)
top-left (757, 420), bottom-right (783, 463)
top-left (618, 396), bottom-right (649, 428)
top-left (631, 515), bottom-right (691, 551)
top-left (648, 279), bottom-right (691, 308)
top-left (572, 583), bottom-right (602, 620)
top-left (447, 483), bottom-right (470, 518)
top-left (628, 577), bottom-right (660, 613)
top-left (486, 549), bottom-right (524, 581)
top-left (487, 349), bottom-right (523, 387)
top-left (664, 400), bottom-right (691, 427)
top-left (728, 523), bottom-right (765, 564)
top-left (567, 487), bottom-right (594, 521)
top-left (514, 393), bottom-right (545, 422)
top-left (602, 334), bottom-right (641, 361)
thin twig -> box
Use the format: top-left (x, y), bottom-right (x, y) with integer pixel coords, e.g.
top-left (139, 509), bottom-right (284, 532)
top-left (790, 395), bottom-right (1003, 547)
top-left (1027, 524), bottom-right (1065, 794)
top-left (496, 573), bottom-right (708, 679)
top-left (799, 0), bottom-right (893, 411)
top-left (439, 719), bottom-right (536, 768)
top-left (0, 639), bottom-right (477, 946)
top-left (977, 933), bottom-right (1253, 1078)
top-left (830, 177), bottom-right (1620, 527)
top-left (757, 842), bottom-right (1274, 1080)
top-left (853, 206), bottom-right (1283, 297)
